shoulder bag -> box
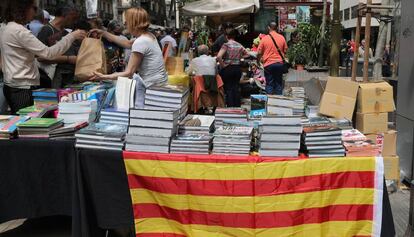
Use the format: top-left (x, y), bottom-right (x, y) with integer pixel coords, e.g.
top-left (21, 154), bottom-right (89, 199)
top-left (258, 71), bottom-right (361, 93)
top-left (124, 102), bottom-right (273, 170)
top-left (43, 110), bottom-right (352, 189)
top-left (268, 33), bottom-right (290, 74)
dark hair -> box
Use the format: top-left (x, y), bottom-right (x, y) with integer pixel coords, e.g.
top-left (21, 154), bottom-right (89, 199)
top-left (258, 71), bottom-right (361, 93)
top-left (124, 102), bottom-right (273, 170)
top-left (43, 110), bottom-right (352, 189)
top-left (5, 0), bottom-right (35, 24)
top-left (268, 22), bottom-right (278, 31)
top-left (226, 29), bottom-right (238, 40)
top-left (55, 4), bottom-right (77, 17)
top-left (223, 22), bottom-right (233, 30)
top-left (240, 61), bottom-right (249, 69)
top-left (74, 19), bottom-right (92, 31)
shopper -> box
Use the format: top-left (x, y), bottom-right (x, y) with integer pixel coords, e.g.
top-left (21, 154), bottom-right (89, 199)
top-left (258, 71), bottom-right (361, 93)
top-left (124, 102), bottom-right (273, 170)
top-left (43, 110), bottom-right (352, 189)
top-left (104, 20), bottom-right (127, 73)
top-left (160, 28), bottom-right (178, 57)
top-left (27, 9), bottom-right (50, 37)
top-left (217, 29), bottom-right (249, 107)
top-left (0, 0), bottom-right (85, 114)
top-left (257, 22), bottom-right (288, 95)
top-left (358, 39), bottom-right (373, 59)
top-left (186, 45), bottom-right (216, 76)
top-left (37, 4), bottom-right (80, 88)
top-left (89, 7), bottom-right (168, 108)
top-left (212, 22), bottom-right (234, 54)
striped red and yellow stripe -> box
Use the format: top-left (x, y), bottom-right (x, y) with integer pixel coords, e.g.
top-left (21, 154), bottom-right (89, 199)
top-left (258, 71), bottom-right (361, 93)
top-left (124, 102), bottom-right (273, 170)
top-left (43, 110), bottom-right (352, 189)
top-left (124, 152), bottom-right (383, 237)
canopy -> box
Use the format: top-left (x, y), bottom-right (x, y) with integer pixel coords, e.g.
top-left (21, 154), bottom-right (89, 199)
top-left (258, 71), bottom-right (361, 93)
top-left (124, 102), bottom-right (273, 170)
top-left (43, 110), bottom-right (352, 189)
top-left (182, 0), bottom-right (260, 16)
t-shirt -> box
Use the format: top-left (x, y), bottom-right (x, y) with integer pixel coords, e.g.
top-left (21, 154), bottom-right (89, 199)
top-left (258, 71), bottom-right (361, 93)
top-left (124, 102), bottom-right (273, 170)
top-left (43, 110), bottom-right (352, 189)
top-left (220, 40), bottom-right (248, 67)
top-left (257, 31), bottom-right (288, 67)
top-left (37, 23), bottom-right (78, 72)
top-left (132, 34), bottom-right (168, 88)
top-left (160, 35), bottom-right (177, 57)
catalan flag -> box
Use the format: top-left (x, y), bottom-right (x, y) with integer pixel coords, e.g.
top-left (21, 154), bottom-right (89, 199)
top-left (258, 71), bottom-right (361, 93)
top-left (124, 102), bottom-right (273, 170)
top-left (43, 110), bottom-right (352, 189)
top-left (124, 152), bottom-right (384, 237)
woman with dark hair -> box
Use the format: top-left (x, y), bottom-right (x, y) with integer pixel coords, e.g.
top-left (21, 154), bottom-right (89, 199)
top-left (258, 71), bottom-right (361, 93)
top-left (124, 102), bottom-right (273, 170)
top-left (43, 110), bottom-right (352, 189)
top-left (0, 0), bottom-right (86, 114)
top-left (217, 29), bottom-right (249, 107)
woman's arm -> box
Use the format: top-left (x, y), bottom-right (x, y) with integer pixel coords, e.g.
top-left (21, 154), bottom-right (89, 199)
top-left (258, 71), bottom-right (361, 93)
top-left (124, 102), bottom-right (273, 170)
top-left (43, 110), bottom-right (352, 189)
top-left (21, 29), bottom-right (85, 59)
top-left (90, 52), bottom-right (143, 81)
top-left (90, 29), bottom-right (133, 49)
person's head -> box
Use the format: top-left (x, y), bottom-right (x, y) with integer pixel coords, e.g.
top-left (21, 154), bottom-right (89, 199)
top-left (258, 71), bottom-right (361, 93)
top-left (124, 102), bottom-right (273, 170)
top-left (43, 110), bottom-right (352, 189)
top-left (267, 22), bottom-right (278, 33)
top-left (43, 10), bottom-right (51, 24)
top-left (251, 62), bottom-right (258, 71)
top-left (361, 39), bottom-right (366, 46)
top-left (197, 45), bottom-right (209, 56)
top-left (55, 4), bottom-right (78, 28)
top-left (107, 20), bottom-right (122, 35)
top-left (223, 22), bottom-right (233, 35)
top-left (240, 61), bottom-right (249, 73)
top-left (74, 19), bottom-right (92, 32)
top-left (5, 0), bottom-right (37, 24)
top-left (165, 28), bottom-right (172, 36)
top-left (125, 7), bottom-right (150, 37)
top-left (226, 29), bottom-right (238, 41)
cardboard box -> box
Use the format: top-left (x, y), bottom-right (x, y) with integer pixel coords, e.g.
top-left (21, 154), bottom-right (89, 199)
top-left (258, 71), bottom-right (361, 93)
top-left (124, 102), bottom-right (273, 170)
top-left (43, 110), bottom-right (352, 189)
top-left (356, 112), bottom-right (388, 134)
top-left (383, 156), bottom-right (400, 182)
top-left (319, 77), bottom-right (359, 120)
top-left (367, 130), bottom-right (397, 157)
top-left (357, 81), bottom-right (395, 113)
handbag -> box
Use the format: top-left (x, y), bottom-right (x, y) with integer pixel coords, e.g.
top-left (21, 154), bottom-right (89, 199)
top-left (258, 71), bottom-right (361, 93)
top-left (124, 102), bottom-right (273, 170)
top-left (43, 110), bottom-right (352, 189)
top-left (268, 33), bottom-right (290, 74)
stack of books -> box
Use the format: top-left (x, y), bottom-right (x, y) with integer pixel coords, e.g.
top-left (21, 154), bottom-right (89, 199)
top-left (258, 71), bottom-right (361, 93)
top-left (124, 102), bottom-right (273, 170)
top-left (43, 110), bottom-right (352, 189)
top-left (144, 85), bottom-right (189, 120)
top-left (260, 116), bottom-right (303, 157)
top-left (17, 105), bottom-right (58, 118)
top-left (17, 118), bottom-right (63, 138)
top-left (32, 89), bottom-right (59, 109)
top-left (0, 115), bottom-right (30, 139)
top-left (125, 108), bottom-right (179, 153)
top-left (99, 108), bottom-right (129, 126)
top-left (267, 95), bottom-right (294, 116)
top-left (287, 87), bottom-right (306, 117)
top-left (49, 121), bottom-right (89, 140)
top-left (75, 123), bottom-right (127, 151)
top-left (342, 129), bottom-right (380, 156)
top-left (58, 100), bottom-right (98, 124)
top-left (305, 105), bottom-right (319, 118)
top-left (170, 135), bottom-right (213, 154)
top-left (178, 115), bottom-right (215, 135)
top-left (214, 108), bottom-right (247, 127)
top-left (302, 126), bottom-right (345, 158)
top-left (213, 126), bottom-right (253, 156)
top-left (328, 118), bottom-right (353, 130)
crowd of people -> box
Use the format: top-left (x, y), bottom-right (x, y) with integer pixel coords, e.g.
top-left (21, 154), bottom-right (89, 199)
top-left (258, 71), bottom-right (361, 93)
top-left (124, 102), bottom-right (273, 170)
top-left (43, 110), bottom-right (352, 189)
top-left (0, 0), bottom-right (291, 115)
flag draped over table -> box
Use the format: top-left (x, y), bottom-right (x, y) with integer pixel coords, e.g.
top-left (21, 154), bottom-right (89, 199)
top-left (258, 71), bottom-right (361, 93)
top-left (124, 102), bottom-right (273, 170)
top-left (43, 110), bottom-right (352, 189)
top-left (123, 152), bottom-right (384, 237)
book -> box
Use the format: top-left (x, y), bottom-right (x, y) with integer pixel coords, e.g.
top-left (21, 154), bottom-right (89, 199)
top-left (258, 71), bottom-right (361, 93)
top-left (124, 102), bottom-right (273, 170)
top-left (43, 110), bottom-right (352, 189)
top-left (304, 135), bottom-right (342, 142)
top-left (129, 108), bottom-right (179, 121)
top-left (76, 123), bottom-right (127, 140)
top-left (341, 129), bottom-right (366, 142)
top-left (259, 149), bottom-right (299, 157)
top-left (17, 118), bottom-right (63, 128)
top-left (75, 143), bottom-right (123, 151)
top-left (32, 88), bottom-right (58, 98)
top-left (261, 133), bottom-right (301, 142)
top-left (306, 144), bottom-right (345, 150)
top-left (303, 127), bottom-right (342, 137)
top-left (129, 118), bottom-right (177, 129)
top-left (49, 121), bottom-right (88, 136)
top-left (267, 106), bottom-right (293, 116)
top-left (0, 116), bottom-right (30, 134)
top-left (267, 95), bottom-right (295, 108)
top-left (145, 85), bottom-right (189, 98)
top-left (261, 125), bottom-right (303, 134)
top-left (262, 116), bottom-right (302, 125)
top-left (250, 95), bottom-right (267, 118)
top-left (126, 134), bottom-right (171, 145)
top-left (125, 143), bottom-right (170, 153)
top-left (128, 126), bottom-right (177, 137)
top-left (261, 141), bottom-right (301, 150)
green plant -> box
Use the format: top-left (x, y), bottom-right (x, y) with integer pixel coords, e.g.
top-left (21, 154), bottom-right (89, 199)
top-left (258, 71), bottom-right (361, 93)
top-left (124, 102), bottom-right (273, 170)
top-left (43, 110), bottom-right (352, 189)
top-left (286, 42), bottom-right (308, 66)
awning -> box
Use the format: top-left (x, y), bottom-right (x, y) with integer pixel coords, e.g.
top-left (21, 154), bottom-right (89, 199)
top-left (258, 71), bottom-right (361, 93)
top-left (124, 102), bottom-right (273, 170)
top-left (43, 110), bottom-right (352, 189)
top-left (182, 0), bottom-right (260, 16)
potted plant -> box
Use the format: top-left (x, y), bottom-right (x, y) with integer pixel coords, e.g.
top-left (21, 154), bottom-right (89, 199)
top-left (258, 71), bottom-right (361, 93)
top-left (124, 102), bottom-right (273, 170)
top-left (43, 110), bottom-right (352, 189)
top-left (287, 42), bottom-right (308, 70)
top-left (295, 54), bottom-right (307, 71)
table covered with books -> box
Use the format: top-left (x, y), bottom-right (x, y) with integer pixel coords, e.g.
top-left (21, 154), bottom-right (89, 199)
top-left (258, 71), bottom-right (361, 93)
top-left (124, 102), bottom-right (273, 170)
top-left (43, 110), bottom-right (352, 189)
top-left (0, 78), bottom-right (398, 236)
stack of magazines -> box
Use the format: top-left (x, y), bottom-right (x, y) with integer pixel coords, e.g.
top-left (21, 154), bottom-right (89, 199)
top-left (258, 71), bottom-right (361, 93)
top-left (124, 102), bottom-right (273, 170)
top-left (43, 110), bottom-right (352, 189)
top-left (214, 108), bottom-right (247, 127)
top-left (342, 129), bottom-right (380, 156)
top-left (99, 108), bottom-right (129, 126)
top-left (0, 115), bottom-right (29, 139)
top-left (213, 126), bottom-right (253, 156)
top-left (170, 135), bottom-right (212, 154)
top-left (171, 115), bottom-right (215, 154)
top-left (260, 116), bottom-right (303, 157)
top-left (58, 100), bottom-right (98, 125)
top-left (302, 126), bottom-right (345, 158)
top-left (49, 121), bottom-right (89, 140)
top-left (144, 85), bottom-right (189, 120)
top-left (32, 89), bottom-right (59, 109)
top-left (125, 108), bottom-right (179, 153)
top-left (75, 123), bottom-right (127, 151)
top-left (178, 115), bottom-right (215, 135)
top-left (287, 87), bottom-right (305, 116)
top-left (17, 118), bottom-right (63, 138)
top-left (267, 96), bottom-right (294, 116)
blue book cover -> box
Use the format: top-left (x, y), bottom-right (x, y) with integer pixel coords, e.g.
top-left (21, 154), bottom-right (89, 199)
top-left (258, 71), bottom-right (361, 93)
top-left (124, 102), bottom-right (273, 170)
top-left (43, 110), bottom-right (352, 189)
top-left (32, 89), bottom-right (58, 98)
top-left (250, 95), bottom-right (267, 118)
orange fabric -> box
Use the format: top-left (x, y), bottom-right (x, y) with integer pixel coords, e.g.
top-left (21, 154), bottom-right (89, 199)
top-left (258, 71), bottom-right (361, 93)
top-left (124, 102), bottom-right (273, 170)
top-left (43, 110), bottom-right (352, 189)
top-left (192, 75), bottom-right (224, 113)
top-left (257, 31), bottom-right (288, 68)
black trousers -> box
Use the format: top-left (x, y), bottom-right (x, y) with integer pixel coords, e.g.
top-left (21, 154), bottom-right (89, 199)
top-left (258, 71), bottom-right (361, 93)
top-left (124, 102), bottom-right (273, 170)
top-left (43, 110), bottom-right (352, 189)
top-left (219, 65), bottom-right (242, 107)
top-left (3, 85), bottom-right (34, 115)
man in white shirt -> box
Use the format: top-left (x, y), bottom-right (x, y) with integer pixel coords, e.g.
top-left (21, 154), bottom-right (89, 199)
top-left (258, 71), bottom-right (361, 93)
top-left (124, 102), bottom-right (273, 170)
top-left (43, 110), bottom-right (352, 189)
top-left (160, 29), bottom-right (177, 57)
top-left (186, 45), bottom-right (217, 76)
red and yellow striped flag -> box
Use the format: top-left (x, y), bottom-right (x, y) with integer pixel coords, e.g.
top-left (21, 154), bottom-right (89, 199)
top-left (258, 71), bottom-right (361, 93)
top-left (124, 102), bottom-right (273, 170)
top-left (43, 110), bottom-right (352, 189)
top-left (124, 152), bottom-right (384, 237)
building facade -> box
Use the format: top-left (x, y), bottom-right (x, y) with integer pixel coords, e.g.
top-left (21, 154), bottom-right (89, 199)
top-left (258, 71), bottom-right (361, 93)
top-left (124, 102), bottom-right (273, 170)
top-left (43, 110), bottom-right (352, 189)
top-left (116, 0), bottom-right (167, 26)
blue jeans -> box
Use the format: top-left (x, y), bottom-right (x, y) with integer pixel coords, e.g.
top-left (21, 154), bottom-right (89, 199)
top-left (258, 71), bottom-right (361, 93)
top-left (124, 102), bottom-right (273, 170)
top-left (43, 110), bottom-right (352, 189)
top-left (264, 63), bottom-right (284, 95)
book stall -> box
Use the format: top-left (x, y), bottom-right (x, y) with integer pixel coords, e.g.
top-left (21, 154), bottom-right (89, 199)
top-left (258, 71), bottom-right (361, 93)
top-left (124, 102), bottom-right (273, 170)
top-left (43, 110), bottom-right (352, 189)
top-left (0, 72), bottom-right (398, 236)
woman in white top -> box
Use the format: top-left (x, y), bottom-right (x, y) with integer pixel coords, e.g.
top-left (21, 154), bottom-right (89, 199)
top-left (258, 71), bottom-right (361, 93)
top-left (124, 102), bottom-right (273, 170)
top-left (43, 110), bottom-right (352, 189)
top-left (90, 7), bottom-right (168, 108)
top-left (0, 0), bottom-right (86, 114)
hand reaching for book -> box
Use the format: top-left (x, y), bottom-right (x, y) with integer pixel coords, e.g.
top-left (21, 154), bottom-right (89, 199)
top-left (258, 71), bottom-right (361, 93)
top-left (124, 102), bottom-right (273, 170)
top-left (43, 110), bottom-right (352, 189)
top-left (89, 72), bottom-right (111, 81)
